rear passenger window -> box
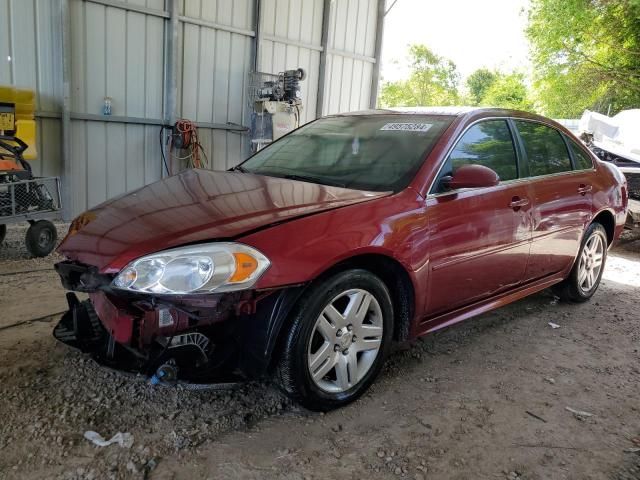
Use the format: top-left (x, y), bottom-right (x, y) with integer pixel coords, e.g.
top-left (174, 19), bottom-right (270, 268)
top-left (433, 120), bottom-right (517, 192)
top-left (515, 121), bottom-right (572, 176)
top-left (567, 139), bottom-right (594, 170)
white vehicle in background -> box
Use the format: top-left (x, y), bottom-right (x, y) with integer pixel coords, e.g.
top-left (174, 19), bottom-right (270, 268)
top-left (578, 109), bottom-right (640, 229)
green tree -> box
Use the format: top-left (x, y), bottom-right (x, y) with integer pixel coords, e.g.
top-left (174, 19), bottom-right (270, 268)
top-left (527, 0), bottom-right (640, 117)
top-left (480, 72), bottom-right (533, 111)
top-left (379, 45), bottom-right (460, 107)
top-left (466, 68), bottom-right (498, 105)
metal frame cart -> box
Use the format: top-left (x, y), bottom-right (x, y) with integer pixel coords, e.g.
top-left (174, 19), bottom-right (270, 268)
top-left (0, 135), bottom-right (62, 257)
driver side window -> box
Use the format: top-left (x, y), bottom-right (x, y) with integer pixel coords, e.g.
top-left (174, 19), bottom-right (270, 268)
top-left (432, 119), bottom-right (518, 193)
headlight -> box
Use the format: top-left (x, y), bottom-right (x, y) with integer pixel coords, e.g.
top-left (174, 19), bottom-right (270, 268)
top-left (112, 243), bottom-right (270, 294)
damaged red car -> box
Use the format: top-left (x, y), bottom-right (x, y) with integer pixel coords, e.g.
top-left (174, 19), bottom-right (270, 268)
top-left (54, 108), bottom-right (628, 411)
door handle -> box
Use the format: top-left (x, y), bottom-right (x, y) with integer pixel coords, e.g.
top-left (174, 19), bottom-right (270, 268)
top-left (578, 184), bottom-right (592, 195)
top-left (509, 196), bottom-right (529, 210)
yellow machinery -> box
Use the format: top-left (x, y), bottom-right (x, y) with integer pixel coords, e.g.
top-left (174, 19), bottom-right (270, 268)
top-left (0, 85), bottom-right (37, 175)
top-left (0, 85), bottom-right (60, 256)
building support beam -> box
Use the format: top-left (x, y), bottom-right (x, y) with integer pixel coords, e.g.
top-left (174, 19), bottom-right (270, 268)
top-left (84, 0), bottom-right (168, 18)
top-left (252, 0), bottom-right (261, 71)
top-left (178, 16), bottom-right (255, 37)
top-left (162, 0), bottom-right (180, 176)
top-left (60, 0), bottom-right (72, 221)
top-left (315, 0), bottom-right (332, 118)
top-left (369, 0), bottom-right (386, 109)
top-left (165, 0), bottom-right (179, 127)
top-left (263, 35), bottom-right (323, 52)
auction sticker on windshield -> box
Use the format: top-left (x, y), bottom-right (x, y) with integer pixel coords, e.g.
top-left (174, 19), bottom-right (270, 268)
top-left (380, 123), bottom-right (432, 132)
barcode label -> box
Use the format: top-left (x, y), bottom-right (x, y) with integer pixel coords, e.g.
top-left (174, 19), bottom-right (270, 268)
top-left (380, 122), bottom-right (432, 132)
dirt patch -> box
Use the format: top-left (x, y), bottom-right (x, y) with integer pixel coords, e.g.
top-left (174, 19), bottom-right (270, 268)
top-left (0, 228), bottom-right (639, 479)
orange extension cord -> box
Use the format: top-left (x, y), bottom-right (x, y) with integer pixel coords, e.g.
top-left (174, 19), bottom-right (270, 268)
top-left (169, 119), bottom-right (208, 172)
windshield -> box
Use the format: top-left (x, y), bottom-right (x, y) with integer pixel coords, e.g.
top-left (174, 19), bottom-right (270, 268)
top-left (240, 114), bottom-right (454, 192)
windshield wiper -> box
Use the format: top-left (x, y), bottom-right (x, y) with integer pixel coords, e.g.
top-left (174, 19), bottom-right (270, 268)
top-left (230, 165), bottom-right (249, 173)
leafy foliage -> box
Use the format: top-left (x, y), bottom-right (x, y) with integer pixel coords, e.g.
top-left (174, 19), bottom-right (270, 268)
top-left (380, 45), bottom-right (533, 111)
top-left (379, 45), bottom-right (460, 107)
top-left (466, 68), bottom-right (498, 105)
top-left (479, 72), bottom-right (534, 111)
top-left (527, 0), bottom-right (640, 117)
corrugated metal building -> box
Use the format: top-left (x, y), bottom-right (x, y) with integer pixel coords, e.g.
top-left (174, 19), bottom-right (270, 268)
top-left (0, 0), bottom-right (384, 217)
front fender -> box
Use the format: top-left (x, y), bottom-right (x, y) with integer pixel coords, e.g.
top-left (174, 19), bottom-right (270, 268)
top-left (238, 190), bottom-right (425, 290)
top-left (238, 285), bottom-right (307, 378)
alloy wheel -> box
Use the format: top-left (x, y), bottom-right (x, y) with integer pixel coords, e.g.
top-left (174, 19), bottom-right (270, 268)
top-left (577, 233), bottom-right (604, 293)
top-left (307, 288), bottom-right (384, 393)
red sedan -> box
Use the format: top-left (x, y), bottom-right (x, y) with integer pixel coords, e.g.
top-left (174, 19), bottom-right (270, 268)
top-left (54, 108), bottom-right (627, 411)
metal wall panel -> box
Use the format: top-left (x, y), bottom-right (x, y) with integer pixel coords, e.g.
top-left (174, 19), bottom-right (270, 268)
top-left (177, 0), bottom-right (254, 173)
top-left (68, 0), bottom-right (165, 213)
top-left (258, 0), bottom-right (323, 125)
top-left (323, 0), bottom-right (377, 115)
top-left (2, 0), bottom-right (381, 216)
top-left (0, 0), bottom-right (63, 178)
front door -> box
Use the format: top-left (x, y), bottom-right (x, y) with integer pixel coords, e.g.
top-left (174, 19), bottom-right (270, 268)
top-left (424, 119), bottom-right (532, 317)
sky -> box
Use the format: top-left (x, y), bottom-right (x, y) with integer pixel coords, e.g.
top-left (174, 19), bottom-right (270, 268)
top-left (380, 0), bottom-right (531, 85)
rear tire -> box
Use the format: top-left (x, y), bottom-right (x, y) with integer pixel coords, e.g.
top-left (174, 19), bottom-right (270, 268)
top-left (0, 224), bottom-right (5, 245)
top-left (25, 220), bottom-right (57, 257)
top-left (274, 269), bottom-right (393, 411)
top-left (553, 222), bottom-right (608, 302)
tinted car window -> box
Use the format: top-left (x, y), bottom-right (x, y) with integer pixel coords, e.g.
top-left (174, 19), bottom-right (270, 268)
top-left (515, 121), bottom-right (572, 176)
top-left (567, 138), bottom-right (594, 170)
top-left (242, 115), bottom-right (454, 192)
top-left (432, 120), bottom-right (517, 193)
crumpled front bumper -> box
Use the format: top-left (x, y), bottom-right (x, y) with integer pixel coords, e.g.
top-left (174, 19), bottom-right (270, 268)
top-left (53, 292), bottom-right (156, 376)
top-left (52, 287), bottom-right (246, 382)
top-left (53, 260), bottom-right (307, 383)
top-left (53, 293), bottom-right (107, 354)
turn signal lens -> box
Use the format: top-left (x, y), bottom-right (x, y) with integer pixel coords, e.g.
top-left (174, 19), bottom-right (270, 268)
top-left (114, 266), bottom-right (137, 288)
top-left (230, 252), bottom-right (259, 283)
top-left (66, 211), bottom-right (97, 238)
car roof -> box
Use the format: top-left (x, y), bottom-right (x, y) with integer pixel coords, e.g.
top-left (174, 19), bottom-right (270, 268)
top-left (333, 107), bottom-right (564, 130)
top-left (339, 106), bottom-right (552, 120)
top-left (334, 106), bottom-right (477, 117)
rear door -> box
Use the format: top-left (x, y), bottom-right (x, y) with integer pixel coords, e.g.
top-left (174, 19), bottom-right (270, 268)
top-left (512, 120), bottom-right (593, 281)
top-left (424, 119), bottom-right (532, 317)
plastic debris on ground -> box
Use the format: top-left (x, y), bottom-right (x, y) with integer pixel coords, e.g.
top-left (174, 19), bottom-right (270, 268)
top-left (565, 406), bottom-right (594, 418)
top-left (84, 431), bottom-right (134, 448)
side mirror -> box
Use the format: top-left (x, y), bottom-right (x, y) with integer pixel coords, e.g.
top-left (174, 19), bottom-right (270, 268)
top-left (442, 164), bottom-right (500, 190)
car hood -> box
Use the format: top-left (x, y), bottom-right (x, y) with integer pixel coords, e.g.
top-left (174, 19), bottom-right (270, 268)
top-left (58, 168), bottom-right (390, 272)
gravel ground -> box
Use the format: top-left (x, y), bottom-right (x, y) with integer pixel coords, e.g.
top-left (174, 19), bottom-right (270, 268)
top-left (0, 224), bottom-right (639, 480)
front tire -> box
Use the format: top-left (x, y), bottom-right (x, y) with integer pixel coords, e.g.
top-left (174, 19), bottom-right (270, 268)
top-left (274, 269), bottom-right (394, 411)
top-left (553, 222), bottom-right (608, 302)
